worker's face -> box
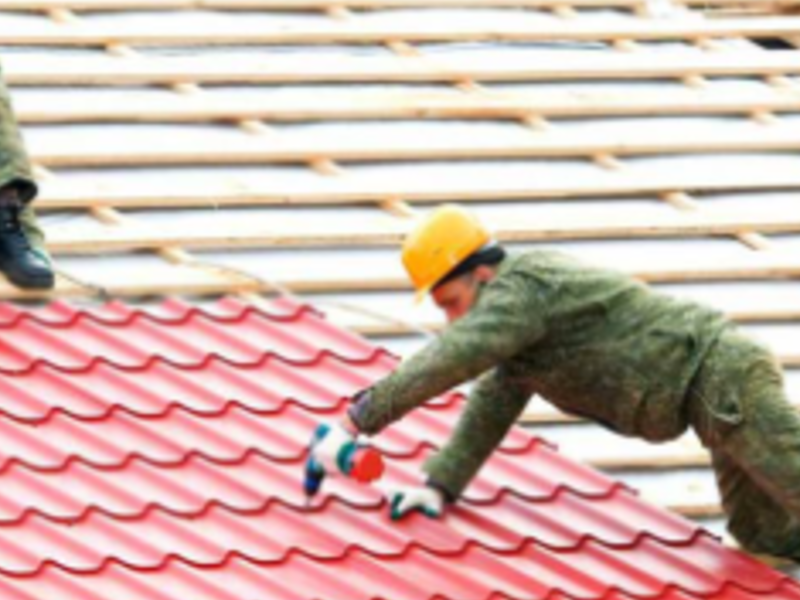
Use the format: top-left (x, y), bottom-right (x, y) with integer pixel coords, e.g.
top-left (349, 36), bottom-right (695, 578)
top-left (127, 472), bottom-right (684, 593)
top-left (432, 267), bottom-right (495, 324)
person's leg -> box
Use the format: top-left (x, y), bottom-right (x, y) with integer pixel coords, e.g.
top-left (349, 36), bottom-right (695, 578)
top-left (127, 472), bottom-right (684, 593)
top-left (0, 63), bottom-right (54, 289)
top-left (0, 61), bottom-right (36, 203)
top-left (691, 329), bottom-right (800, 559)
top-left (19, 202), bottom-right (52, 263)
top-left (710, 448), bottom-right (800, 559)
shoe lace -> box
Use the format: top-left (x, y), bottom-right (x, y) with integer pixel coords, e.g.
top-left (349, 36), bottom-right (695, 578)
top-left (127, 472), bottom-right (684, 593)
top-left (0, 202), bottom-right (30, 252)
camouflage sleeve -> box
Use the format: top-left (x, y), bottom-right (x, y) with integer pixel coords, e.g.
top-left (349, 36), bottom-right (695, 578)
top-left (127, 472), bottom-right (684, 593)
top-left (0, 61), bottom-right (37, 202)
top-left (423, 365), bottom-right (535, 501)
top-left (350, 269), bottom-right (545, 435)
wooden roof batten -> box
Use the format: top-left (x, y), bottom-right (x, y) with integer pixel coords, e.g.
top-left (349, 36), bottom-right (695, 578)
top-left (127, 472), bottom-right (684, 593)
top-left (7, 53), bottom-right (800, 87)
top-left (12, 87), bottom-right (800, 123)
top-left (0, 0), bottom-right (792, 11)
top-left (0, 1), bottom-right (795, 304)
top-left (30, 173), bottom-right (800, 210)
top-left (38, 211), bottom-right (800, 252)
top-left (24, 130), bottom-right (800, 167)
top-left (4, 17), bottom-right (800, 47)
top-left (0, 0), bottom-right (646, 10)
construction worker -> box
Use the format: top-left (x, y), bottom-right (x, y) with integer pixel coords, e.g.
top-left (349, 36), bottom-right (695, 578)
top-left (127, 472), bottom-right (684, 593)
top-left (0, 63), bottom-right (55, 289)
top-left (310, 203), bottom-right (800, 562)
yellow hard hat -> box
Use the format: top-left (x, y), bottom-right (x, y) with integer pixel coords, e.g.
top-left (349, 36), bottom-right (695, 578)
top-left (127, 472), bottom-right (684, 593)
top-left (402, 204), bottom-right (491, 302)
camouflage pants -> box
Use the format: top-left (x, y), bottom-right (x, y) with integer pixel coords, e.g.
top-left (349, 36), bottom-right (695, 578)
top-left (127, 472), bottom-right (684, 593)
top-left (0, 61), bottom-right (46, 252)
top-left (689, 328), bottom-right (800, 560)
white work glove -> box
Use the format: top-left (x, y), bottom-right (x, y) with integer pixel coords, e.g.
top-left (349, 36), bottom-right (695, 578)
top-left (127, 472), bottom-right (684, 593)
top-left (311, 421), bottom-right (358, 477)
top-left (383, 483), bottom-right (445, 521)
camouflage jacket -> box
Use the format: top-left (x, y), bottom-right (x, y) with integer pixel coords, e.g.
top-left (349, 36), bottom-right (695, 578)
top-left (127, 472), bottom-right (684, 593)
top-left (351, 250), bottom-right (729, 500)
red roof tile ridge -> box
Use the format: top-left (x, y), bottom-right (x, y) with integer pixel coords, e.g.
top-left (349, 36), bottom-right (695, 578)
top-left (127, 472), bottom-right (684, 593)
top-left (481, 586), bottom-right (800, 600)
top-left (0, 445), bottom-right (302, 476)
top-left (0, 426), bottom-right (543, 475)
top-left (0, 382), bottom-right (457, 426)
top-left (0, 297), bottom-right (318, 329)
top-left (0, 478), bottom-right (627, 532)
top-left (0, 345), bottom-right (392, 377)
top-left (463, 481), bottom-right (630, 507)
top-left (0, 452), bottom-right (632, 538)
top-left (655, 578), bottom-right (800, 600)
top-left (0, 517), bottom-right (713, 580)
top-left (0, 456), bottom-right (624, 550)
top-left (2, 486), bottom-right (286, 527)
top-left (0, 478), bottom-right (632, 530)
top-left (0, 389), bottom-right (361, 424)
top-left (467, 479), bottom-right (625, 506)
top-left (0, 533), bottom-right (787, 598)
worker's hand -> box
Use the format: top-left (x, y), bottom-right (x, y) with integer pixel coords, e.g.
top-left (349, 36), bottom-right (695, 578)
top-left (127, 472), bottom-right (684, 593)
top-left (384, 484), bottom-right (445, 521)
top-left (310, 421), bottom-right (358, 477)
top-left (346, 388), bottom-right (373, 434)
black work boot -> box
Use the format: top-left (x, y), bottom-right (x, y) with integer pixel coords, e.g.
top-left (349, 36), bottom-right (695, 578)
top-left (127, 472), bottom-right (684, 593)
top-left (0, 191), bottom-right (54, 290)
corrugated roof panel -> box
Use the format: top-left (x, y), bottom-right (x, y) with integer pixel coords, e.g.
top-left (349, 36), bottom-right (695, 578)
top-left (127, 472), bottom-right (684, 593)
top-left (0, 394), bottom-right (534, 469)
top-left (0, 489), bottom-right (703, 575)
top-left (0, 296), bottom-right (792, 598)
top-left (0, 540), bottom-right (795, 600)
top-left (0, 298), bottom-right (377, 372)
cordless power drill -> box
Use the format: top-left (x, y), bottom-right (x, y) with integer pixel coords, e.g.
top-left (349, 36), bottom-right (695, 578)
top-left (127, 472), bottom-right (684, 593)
top-left (304, 423), bottom-right (385, 504)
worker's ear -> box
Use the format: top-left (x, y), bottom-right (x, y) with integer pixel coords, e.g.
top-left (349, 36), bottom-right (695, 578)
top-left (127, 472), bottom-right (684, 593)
top-left (472, 265), bottom-right (496, 286)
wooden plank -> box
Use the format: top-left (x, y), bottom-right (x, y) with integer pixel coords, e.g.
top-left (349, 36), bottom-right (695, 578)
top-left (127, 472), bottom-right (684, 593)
top-left (349, 321), bottom-right (441, 337)
top-left (28, 127), bottom-right (800, 167)
top-left (3, 17), bottom-right (800, 47)
top-left (727, 308), bottom-right (800, 322)
top-left (0, 265), bottom-right (253, 300)
top-left (519, 411), bottom-right (581, 424)
top-left (40, 211), bottom-right (800, 252)
top-left (0, 0), bottom-right (642, 10)
top-left (0, 0), bottom-right (774, 14)
top-left (783, 355), bottom-right (800, 367)
top-left (8, 52), bottom-right (800, 86)
top-left (681, 0), bottom-right (799, 6)
top-left (666, 503), bottom-right (722, 519)
top-left (631, 257), bottom-right (800, 283)
top-left (15, 88), bottom-right (800, 124)
top-left (0, 0), bottom-right (196, 7)
top-left (350, 306), bottom-right (800, 338)
top-left (34, 171), bottom-right (800, 210)
top-left (92, 269), bottom-right (262, 296)
top-left (520, 396), bottom-right (800, 426)
top-left (6, 257), bottom-right (795, 300)
top-left (589, 453), bottom-right (711, 471)
top-left (0, 275), bottom-right (85, 300)
top-left (277, 256), bottom-right (800, 293)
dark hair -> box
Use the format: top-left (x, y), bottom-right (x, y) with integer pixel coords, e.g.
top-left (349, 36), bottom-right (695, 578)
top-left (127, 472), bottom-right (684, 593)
top-left (433, 244), bottom-right (506, 291)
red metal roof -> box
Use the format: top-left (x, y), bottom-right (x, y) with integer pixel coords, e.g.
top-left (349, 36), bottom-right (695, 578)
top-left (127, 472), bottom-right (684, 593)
top-left (0, 296), bottom-right (794, 599)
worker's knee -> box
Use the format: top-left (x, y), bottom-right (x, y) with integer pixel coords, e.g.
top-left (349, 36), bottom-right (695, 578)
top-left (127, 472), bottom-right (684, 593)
top-left (691, 332), bottom-right (788, 451)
